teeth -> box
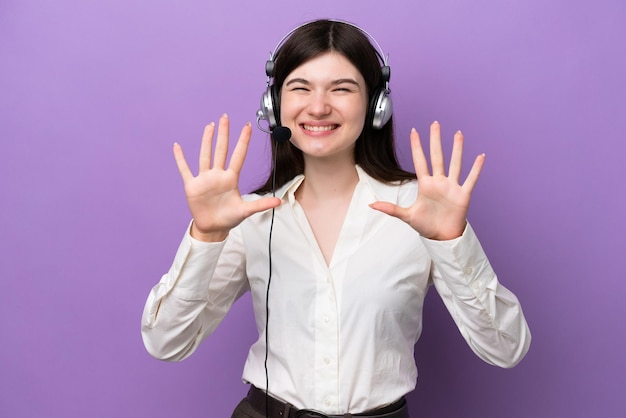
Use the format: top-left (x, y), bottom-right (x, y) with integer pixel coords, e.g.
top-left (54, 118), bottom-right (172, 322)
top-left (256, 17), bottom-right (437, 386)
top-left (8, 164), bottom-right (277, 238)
top-left (303, 124), bottom-right (336, 132)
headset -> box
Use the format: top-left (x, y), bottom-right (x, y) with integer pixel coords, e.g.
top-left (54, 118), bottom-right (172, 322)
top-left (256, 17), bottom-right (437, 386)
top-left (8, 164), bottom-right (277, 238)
top-left (256, 19), bottom-right (393, 136)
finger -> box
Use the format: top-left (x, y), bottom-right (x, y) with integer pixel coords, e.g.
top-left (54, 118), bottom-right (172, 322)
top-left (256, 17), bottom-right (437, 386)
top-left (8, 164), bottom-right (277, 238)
top-left (228, 122), bottom-right (252, 173)
top-left (173, 142), bottom-right (193, 182)
top-left (369, 201), bottom-right (410, 223)
top-left (430, 121), bottom-right (445, 176)
top-left (243, 196), bottom-right (282, 217)
top-left (462, 153), bottom-right (486, 192)
top-left (198, 122), bottom-right (215, 172)
top-left (213, 114), bottom-right (230, 169)
top-left (410, 128), bottom-right (430, 179)
top-left (448, 130), bottom-right (464, 183)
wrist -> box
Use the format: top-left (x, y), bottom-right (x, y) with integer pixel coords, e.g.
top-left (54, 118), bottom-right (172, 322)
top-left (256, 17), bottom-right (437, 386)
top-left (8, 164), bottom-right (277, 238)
top-left (189, 222), bottom-right (229, 242)
top-left (425, 221), bottom-right (467, 241)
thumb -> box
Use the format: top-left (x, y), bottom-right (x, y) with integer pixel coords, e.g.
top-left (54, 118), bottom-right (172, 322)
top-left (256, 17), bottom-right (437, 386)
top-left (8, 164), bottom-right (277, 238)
top-left (369, 201), bottom-right (409, 223)
top-left (243, 197), bottom-right (282, 217)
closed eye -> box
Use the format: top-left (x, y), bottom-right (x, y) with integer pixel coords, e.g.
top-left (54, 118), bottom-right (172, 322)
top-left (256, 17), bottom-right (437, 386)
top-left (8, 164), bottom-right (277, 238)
top-left (285, 78), bottom-right (310, 90)
top-left (284, 77), bottom-right (362, 93)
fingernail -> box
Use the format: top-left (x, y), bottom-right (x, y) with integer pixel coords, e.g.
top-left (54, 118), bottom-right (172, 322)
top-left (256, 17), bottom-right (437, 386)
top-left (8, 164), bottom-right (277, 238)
top-left (433, 120), bottom-right (439, 125)
top-left (222, 113), bottom-right (228, 119)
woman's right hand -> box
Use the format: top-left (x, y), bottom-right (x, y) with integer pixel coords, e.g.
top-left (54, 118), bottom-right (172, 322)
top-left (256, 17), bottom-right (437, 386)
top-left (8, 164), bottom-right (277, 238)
top-left (173, 114), bottom-right (282, 242)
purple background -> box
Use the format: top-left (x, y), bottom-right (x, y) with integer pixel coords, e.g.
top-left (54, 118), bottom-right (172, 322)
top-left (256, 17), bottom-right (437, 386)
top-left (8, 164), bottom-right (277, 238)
top-left (1, 0), bottom-right (625, 417)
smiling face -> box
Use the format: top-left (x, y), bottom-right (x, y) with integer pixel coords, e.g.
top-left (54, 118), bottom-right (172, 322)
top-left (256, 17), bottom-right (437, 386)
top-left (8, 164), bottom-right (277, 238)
top-left (279, 51), bottom-right (369, 163)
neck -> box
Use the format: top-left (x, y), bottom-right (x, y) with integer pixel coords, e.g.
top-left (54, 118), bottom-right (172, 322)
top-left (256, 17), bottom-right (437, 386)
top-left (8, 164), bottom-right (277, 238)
top-left (298, 159), bottom-right (359, 200)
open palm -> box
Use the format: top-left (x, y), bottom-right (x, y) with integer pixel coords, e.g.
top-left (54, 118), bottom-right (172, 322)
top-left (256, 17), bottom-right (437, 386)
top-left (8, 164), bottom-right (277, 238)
top-left (371, 121), bottom-right (485, 240)
top-left (173, 114), bottom-right (281, 242)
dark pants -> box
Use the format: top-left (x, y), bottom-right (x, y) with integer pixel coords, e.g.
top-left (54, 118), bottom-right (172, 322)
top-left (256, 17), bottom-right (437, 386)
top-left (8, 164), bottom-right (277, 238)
top-left (231, 394), bottom-right (411, 418)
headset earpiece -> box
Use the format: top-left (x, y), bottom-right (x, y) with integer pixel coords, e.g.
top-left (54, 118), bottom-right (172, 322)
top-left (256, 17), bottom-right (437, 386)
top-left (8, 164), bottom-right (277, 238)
top-left (257, 60), bottom-right (281, 131)
top-left (369, 64), bottom-right (392, 130)
top-left (369, 87), bottom-right (393, 130)
top-left (270, 84), bottom-right (281, 128)
top-left (259, 85), bottom-right (279, 129)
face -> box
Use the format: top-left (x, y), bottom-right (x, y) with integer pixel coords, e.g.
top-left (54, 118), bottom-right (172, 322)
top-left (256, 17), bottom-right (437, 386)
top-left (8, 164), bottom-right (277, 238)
top-left (279, 51), bottom-right (368, 162)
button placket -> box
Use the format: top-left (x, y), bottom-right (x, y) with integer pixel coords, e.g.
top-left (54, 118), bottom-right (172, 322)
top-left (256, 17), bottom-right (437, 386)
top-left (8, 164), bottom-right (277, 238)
top-left (314, 274), bottom-right (339, 412)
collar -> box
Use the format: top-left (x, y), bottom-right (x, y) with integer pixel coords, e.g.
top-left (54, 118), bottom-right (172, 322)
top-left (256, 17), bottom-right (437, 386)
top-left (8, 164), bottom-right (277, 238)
top-left (274, 165), bottom-right (401, 204)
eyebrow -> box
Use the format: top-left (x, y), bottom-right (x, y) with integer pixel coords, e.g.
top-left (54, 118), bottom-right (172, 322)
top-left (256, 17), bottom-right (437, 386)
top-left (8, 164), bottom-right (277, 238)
top-left (285, 78), bottom-right (361, 87)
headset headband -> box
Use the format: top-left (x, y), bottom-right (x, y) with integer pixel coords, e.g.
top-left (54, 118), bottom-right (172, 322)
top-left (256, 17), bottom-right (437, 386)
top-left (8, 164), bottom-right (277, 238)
top-left (264, 19), bottom-right (390, 84)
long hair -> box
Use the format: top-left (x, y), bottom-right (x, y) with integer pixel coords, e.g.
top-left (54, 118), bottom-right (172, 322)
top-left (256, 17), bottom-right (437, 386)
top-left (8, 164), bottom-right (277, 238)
top-left (253, 19), bottom-right (415, 194)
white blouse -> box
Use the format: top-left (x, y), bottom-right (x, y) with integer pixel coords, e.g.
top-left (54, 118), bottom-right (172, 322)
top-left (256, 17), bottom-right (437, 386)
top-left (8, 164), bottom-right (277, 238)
top-left (141, 165), bottom-right (531, 414)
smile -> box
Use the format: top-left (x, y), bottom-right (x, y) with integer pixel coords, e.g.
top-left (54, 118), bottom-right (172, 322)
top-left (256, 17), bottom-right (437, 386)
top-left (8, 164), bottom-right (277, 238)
top-left (302, 124), bottom-right (338, 132)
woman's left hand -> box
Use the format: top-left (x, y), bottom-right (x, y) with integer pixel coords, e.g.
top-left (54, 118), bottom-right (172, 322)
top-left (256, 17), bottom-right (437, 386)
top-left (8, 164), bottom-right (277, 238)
top-left (370, 121), bottom-right (485, 240)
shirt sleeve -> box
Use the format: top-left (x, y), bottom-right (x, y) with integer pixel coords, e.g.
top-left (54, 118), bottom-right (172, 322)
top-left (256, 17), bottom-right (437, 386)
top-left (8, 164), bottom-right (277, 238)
top-left (421, 223), bottom-right (531, 368)
top-left (141, 223), bottom-right (249, 361)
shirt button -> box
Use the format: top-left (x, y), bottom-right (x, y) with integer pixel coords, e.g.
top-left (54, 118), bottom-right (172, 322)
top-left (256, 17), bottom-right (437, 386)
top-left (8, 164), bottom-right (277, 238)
top-left (323, 356), bottom-right (331, 365)
top-left (464, 266), bottom-right (473, 276)
top-left (323, 315), bottom-right (330, 323)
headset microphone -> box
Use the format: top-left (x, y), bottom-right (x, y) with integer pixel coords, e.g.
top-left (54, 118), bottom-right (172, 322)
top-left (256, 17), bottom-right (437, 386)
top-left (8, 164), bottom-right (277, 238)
top-left (271, 126), bottom-right (291, 143)
top-left (256, 109), bottom-right (291, 142)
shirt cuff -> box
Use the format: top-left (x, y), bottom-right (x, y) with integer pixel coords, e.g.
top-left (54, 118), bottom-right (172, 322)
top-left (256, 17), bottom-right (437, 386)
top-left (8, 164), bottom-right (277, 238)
top-left (420, 222), bottom-right (495, 295)
top-left (166, 223), bottom-right (228, 300)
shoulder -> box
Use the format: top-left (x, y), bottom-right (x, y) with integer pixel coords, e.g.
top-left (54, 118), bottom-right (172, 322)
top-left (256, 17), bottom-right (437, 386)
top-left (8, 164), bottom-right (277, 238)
top-left (360, 169), bottom-right (417, 205)
top-left (382, 179), bottom-right (417, 206)
top-left (397, 179), bottom-right (418, 203)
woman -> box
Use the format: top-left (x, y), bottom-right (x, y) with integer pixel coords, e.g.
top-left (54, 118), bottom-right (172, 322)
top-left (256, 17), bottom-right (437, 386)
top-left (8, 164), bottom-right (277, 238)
top-left (141, 19), bottom-right (531, 418)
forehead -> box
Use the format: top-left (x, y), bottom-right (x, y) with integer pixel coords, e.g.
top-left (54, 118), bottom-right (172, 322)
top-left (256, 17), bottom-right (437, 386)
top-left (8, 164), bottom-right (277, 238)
top-left (285, 51), bottom-right (364, 83)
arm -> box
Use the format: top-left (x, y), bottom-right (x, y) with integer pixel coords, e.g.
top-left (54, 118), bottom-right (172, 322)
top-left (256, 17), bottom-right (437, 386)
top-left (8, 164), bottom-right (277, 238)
top-left (141, 115), bottom-right (280, 360)
top-left (141, 226), bottom-right (248, 361)
top-left (371, 121), bottom-right (530, 366)
top-left (422, 224), bottom-right (531, 367)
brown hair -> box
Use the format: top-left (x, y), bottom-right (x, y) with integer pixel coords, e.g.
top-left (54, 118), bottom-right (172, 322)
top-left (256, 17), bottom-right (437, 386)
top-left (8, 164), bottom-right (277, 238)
top-left (253, 19), bottom-right (415, 194)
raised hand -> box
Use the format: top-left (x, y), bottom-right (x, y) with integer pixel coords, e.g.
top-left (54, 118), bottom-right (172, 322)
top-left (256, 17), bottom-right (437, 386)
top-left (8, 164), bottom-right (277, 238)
top-left (173, 114), bottom-right (281, 242)
top-left (370, 121), bottom-right (485, 240)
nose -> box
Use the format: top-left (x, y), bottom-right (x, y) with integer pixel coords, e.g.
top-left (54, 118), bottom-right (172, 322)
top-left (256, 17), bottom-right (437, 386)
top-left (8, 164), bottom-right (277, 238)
top-left (307, 91), bottom-right (331, 117)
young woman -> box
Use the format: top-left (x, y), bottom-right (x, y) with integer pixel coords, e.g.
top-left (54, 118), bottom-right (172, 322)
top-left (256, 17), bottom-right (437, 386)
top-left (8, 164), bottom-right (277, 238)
top-left (141, 19), bottom-right (531, 418)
